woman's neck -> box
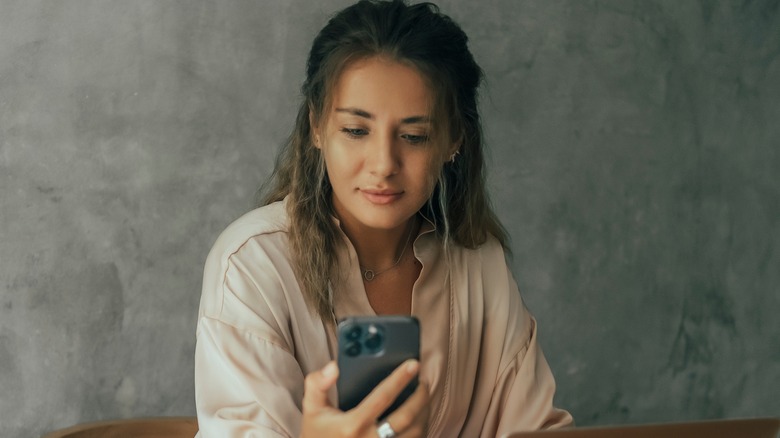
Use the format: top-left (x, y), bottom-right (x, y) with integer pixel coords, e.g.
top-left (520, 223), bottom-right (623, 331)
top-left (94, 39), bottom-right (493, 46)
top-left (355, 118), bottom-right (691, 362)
top-left (339, 216), bottom-right (419, 271)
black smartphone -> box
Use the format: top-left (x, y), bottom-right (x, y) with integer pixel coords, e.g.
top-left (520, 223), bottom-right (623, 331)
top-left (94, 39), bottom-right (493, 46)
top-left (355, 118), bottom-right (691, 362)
top-left (336, 315), bottom-right (420, 419)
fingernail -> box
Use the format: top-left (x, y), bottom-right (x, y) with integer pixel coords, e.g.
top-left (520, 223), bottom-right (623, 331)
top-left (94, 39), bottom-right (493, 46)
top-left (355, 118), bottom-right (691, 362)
top-left (323, 362), bottom-right (338, 378)
top-left (406, 359), bottom-right (419, 374)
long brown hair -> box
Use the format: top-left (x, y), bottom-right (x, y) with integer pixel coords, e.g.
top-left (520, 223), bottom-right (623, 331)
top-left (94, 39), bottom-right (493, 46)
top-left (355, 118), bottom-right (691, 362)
top-left (262, 0), bottom-right (507, 322)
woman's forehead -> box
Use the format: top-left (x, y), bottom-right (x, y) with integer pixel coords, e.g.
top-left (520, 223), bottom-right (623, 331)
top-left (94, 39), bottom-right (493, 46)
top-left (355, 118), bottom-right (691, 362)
top-left (333, 57), bottom-right (433, 102)
top-left (329, 56), bottom-right (434, 118)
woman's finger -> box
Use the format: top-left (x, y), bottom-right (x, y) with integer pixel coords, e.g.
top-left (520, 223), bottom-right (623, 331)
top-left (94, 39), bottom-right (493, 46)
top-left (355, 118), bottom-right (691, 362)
top-left (302, 361), bottom-right (339, 415)
top-left (383, 381), bottom-right (430, 437)
top-left (351, 359), bottom-right (419, 421)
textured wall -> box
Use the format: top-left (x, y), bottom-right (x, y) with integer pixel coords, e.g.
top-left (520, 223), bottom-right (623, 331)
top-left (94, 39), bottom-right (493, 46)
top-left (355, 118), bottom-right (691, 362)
top-left (1, 1), bottom-right (778, 437)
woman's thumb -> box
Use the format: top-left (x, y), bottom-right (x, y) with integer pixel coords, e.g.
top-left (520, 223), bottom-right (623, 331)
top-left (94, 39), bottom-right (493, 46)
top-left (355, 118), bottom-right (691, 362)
top-left (302, 361), bottom-right (339, 413)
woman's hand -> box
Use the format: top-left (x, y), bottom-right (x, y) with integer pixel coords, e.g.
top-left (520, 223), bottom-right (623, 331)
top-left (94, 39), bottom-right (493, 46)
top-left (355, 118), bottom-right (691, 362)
top-left (301, 359), bottom-right (430, 438)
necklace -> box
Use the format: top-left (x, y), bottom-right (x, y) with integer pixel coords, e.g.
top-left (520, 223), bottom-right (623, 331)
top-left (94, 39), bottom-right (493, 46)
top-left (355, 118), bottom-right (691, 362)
top-left (359, 222), bottom-right (415, 282)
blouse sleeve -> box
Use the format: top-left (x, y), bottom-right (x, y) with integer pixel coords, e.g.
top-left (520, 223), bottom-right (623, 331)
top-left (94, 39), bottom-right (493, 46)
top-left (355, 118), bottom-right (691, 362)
top-left (194, 232), bottom-right (309, 438)
top-left (483, 314), bottom-right (574, 437)
top-left (477, 241), bottom-right (573, 437)
top-left (195, 316), bottom-right (304, 438)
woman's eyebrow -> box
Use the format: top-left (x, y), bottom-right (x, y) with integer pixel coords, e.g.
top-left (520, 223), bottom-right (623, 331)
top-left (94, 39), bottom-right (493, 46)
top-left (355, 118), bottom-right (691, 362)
top-left (334, 107), bottom-right (430, 124)
top-left (400, 115), bottom-right (430, 124)
top-left (335, 107), bottom-right (373, 119)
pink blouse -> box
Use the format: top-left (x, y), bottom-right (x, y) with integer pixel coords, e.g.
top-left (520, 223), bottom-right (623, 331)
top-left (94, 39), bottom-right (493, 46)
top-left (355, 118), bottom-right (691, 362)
top-left (195, 199), bottom-right (572, 437)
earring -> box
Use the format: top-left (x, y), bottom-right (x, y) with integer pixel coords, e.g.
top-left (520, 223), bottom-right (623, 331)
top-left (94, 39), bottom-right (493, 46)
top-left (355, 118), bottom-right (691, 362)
top-left (449, 150), bottom-right (460, 162)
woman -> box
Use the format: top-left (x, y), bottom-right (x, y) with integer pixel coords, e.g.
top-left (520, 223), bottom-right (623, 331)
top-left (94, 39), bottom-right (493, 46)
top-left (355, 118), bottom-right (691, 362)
top-left (194, 1), bottom-right (572, 436)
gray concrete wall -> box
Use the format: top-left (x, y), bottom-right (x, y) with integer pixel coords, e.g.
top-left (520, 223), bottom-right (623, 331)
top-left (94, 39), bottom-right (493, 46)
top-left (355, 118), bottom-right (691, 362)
top-left (1, 1), bottom-right (778, 436)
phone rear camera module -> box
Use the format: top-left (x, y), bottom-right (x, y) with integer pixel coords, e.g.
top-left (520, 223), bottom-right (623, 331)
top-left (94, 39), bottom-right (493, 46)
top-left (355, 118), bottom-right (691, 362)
top-left (344, 341), bottom-right (361, 357)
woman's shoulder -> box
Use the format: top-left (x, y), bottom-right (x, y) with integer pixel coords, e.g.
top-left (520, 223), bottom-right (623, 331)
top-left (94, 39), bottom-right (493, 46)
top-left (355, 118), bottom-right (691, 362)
top-left (452, 232), bottom-right (507, 264)
top-left (480, 233), bottom-right (506, 256)
top-left (448, 233), bottom-right (513, 301)
top-left (451, 232), bottom-right (515, 297)
top-left (199, 200), bottom-right (295, 322)
top-left (208, 200), bottom-right (290, 261)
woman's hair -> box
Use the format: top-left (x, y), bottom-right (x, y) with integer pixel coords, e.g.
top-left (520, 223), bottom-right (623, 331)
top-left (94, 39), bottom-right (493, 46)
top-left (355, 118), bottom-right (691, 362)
top-left (262, 0), bottom-right (507, 322)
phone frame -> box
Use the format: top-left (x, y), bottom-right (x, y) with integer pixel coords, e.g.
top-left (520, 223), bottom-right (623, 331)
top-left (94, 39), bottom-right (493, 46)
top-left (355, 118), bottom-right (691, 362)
top-left (336, 315), bottom-right (420, 419)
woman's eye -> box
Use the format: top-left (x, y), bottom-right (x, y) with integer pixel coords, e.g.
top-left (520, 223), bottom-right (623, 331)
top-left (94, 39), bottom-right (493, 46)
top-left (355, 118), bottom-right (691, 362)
top-left (401, 134), bottom-right (429, 144)
top-left (341, 128), bottom-right (368, 138)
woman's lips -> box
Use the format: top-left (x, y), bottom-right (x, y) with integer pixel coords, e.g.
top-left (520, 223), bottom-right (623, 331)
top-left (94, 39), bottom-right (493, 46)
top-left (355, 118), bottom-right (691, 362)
top-left (360, 189), bottom-right (402, 205)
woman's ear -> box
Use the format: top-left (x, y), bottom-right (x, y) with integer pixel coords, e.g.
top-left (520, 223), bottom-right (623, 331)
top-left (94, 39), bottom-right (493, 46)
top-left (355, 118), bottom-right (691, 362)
top-left (447, 133), bottom-right (463, 162)
top-left (309, 108), bottom-right (322, 149)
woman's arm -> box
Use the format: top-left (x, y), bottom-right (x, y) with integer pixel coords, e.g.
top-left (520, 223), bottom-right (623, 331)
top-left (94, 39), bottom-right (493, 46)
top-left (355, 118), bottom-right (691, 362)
top-left (481, 313), bottom-right (574, 437)
top-left (195, 218), bottom-right (317, 438)
top-left (475, 240), bottom-right (573, 437)
top-left (195, 315), bottom-right (305, 437)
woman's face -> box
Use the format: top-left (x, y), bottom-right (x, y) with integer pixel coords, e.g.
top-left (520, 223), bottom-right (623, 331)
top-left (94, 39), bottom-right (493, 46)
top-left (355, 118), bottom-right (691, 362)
top-left (313, 56), bottom-right (452, 234)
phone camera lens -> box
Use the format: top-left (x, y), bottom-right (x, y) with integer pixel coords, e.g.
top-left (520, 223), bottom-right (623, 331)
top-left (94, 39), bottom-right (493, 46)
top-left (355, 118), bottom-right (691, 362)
top-left (345, 326), bottom-right (362, 341)
top-left (363, 331), bottom-right (383, 353)
top-left (344, 341), bottom-right (361, 357)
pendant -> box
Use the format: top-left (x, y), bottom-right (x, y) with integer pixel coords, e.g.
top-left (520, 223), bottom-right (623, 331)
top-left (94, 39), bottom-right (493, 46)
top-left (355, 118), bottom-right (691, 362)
top-left (363, 269), bottom-right (375, 281)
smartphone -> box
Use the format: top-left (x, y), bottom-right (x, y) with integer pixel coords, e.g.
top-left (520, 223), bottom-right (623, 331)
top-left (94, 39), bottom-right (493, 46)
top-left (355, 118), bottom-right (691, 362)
top-left (336, 315), bottom-right (420, 419)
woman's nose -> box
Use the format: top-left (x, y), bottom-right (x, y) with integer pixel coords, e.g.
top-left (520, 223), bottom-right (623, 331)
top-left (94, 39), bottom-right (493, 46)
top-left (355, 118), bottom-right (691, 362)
top-left (366, 133), bottom-right (399, 177)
